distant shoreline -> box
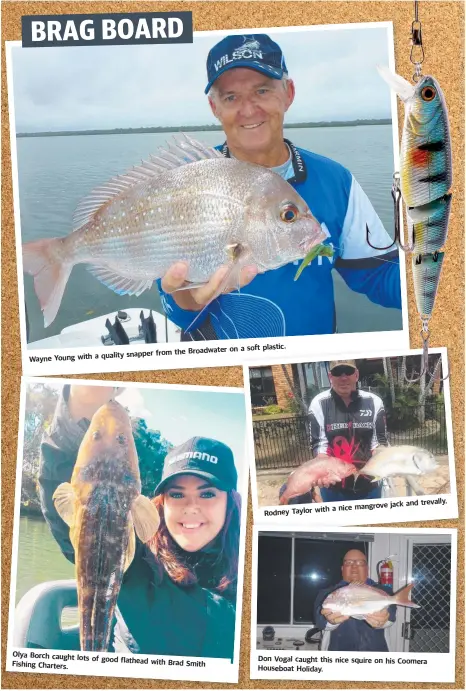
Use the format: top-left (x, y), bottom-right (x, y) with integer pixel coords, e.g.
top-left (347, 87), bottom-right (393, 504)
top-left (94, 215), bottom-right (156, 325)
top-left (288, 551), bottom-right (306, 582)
top-left (17, 119), bottom-right (392, 138)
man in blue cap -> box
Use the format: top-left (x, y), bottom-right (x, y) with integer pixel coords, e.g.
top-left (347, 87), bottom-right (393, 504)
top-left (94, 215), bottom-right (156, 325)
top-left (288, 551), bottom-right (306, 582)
top-left (160, 34), bottom-right (402, 340)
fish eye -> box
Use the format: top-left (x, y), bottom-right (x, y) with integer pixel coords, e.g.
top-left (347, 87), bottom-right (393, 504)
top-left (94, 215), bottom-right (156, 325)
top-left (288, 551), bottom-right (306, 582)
top-left (421, 86), bottom-right (436, 102)
top-left (92, 431), bottom-right (101, 441)
top-left (116, 434), bottom-right (127, 445)
top-left (280, 204), bottom-right (299, 223)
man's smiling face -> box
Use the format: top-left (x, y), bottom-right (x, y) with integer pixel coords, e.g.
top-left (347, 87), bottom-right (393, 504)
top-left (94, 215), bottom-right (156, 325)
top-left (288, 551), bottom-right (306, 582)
top-left (208, 68), bottom-right (295, 160)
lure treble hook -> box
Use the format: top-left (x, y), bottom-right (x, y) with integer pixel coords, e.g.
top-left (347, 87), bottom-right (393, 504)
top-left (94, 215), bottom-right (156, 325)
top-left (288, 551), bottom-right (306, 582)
top-left (404, 331), bottom-right (450, 383)
top-left (365, 173), bottom-right (406, 251)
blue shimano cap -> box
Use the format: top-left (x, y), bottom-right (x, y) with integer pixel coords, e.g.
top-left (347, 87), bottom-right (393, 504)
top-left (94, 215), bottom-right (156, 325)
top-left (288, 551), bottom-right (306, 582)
top-left (205, 34), bottom-right (287, 94)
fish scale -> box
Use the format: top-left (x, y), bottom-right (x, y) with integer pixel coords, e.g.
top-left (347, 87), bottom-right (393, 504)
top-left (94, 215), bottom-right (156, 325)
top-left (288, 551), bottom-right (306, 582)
top-left (23, 136), bottom-right (325, 327)
top-left (53, 400), bottom-right (160, 651)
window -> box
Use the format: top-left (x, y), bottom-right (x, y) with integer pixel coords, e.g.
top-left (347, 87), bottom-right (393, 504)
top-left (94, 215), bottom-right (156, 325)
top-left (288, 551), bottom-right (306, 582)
top-left (257, 536), bottom-right (291, 624)
top-left (249, 367), bottom-right (277, 407)
top-left (257, 534), bottom-right (370, 625)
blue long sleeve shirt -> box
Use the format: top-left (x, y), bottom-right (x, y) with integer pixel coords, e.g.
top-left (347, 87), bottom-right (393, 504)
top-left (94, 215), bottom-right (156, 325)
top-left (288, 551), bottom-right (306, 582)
top-left (157, 140), bottom-right (401, 340)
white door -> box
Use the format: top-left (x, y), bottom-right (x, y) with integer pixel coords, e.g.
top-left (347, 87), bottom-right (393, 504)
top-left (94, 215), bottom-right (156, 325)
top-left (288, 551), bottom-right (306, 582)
top-left (397, 535), bottom-right (451, 653)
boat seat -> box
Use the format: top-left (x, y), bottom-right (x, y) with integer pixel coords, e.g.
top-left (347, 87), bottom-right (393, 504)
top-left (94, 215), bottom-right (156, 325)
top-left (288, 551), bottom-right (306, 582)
top-left (13, 580), bottom-right (80, 650)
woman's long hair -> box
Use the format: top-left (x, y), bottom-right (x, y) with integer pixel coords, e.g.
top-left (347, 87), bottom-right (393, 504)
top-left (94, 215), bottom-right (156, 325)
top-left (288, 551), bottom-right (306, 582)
top-left (147, 489), bottom-right (241, 601)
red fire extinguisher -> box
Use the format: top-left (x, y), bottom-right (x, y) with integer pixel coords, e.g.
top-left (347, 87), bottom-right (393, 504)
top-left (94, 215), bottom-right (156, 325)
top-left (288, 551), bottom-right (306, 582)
top-left (377, 557), bottom-right (394, 587)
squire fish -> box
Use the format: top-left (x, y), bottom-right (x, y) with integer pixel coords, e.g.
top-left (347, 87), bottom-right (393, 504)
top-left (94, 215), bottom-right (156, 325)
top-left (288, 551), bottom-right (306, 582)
top-left (53, 400), bottom-right (160, 651)
top-left (323, 582), bottom-right (420, 620)
top-left (378, 67), bottom-right (452, 326)
top-left (22, 135), bottom-right (325, 328)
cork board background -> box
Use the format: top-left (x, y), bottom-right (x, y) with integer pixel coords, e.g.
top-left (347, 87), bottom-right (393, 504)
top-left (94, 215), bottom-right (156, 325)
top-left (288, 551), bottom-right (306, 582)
top-left (1, 1), bottom-right (464, 688)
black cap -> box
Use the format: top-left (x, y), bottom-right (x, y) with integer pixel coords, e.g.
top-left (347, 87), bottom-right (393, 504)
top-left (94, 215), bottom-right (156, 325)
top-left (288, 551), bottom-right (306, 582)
top-left (154, 436), bottom-right (238, 495)
top-left (205, 34), bottom-right (287, 94)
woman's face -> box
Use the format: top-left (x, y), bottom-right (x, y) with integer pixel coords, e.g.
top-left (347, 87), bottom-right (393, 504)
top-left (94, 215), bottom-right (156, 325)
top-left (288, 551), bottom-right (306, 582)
top-left (163, 474), bottom-right (228, 552)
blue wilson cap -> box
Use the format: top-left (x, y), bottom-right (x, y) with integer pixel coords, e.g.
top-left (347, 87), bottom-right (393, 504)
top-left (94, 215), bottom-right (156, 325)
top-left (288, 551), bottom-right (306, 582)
top-left (154, 436), bottom-right (238, 495)
top-left (205, 34), bottom-right (287, 94)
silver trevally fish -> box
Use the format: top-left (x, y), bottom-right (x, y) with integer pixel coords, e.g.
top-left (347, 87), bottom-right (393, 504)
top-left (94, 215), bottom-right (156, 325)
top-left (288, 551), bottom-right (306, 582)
top-left (323, 582), bottom-right (420, 619)
top-left (362, 445), bottom-right (438, 480)
top-left (22, 135), bottom-right (326, 327)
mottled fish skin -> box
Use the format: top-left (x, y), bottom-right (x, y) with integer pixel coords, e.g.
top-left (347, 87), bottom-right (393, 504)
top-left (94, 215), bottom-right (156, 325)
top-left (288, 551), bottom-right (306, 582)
top-left (323, 582), bottom-right (420, 618)
top-left (22, 136), bottom-right (325, 327)
top-left (407, 193), bottom-right (452, 255)
top-left (53, 400), bottom-right (159, 652)
top-left (279, 458), bottom-right (357, 505)
top-left (412, 251), bottom-right (445, 318)
top-left (362, 444), bottom-right (437, 479)
top-left (400, 75), bottom-right (452, 209)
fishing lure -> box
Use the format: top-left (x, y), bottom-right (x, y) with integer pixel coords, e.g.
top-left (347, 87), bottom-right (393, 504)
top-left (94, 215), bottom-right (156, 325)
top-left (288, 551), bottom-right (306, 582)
top-left (367, 2), bottom-right (452, 381)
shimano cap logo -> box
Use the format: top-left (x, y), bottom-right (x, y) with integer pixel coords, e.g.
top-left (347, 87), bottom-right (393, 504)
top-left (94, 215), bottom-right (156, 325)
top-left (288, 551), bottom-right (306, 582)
top-left (169, 451), bottom-right (218, 465)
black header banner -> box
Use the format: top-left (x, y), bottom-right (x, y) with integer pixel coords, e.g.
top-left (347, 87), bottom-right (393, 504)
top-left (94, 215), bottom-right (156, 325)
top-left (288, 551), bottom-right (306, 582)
top-left (21, 12), bottom-right (193, 47)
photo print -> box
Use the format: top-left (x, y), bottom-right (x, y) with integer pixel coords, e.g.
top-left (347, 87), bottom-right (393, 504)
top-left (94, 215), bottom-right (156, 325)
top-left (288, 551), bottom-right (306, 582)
top-left (7, 378), bottom-right (248, 682)
top-left (251, 526), bottom-right (456, 682)
top-left (246, 348), bottom-right (457, 525)
top-left (6, 21), bottom-right (409, 376)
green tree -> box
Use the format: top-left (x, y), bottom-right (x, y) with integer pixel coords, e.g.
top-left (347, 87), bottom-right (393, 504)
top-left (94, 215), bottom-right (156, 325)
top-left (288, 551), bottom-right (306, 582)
top-left (22, 383), bottom-right (59, 513)
top-left (132, 418), bottom-right (173, 497)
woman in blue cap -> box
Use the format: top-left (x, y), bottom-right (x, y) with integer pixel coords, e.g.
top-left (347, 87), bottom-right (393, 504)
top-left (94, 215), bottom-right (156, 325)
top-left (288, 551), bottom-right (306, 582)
top-left (38, 384), bottom-right (241, 659)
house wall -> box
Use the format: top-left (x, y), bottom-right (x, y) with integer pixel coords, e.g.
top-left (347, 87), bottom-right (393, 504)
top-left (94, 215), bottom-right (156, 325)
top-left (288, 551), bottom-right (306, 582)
top-left (271, 364), bottom-right (293, 408)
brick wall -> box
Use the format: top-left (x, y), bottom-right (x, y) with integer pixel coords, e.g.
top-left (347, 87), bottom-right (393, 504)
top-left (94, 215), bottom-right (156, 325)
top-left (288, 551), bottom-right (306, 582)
top-left (271, 364), bottom-right (293, 409)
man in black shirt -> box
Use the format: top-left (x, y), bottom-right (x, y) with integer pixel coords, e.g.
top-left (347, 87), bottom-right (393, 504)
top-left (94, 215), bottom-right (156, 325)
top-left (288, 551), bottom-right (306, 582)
top-left (280, 360), bottom-right (388, 504)
top-left (314, 549), bottom-right (396, 651)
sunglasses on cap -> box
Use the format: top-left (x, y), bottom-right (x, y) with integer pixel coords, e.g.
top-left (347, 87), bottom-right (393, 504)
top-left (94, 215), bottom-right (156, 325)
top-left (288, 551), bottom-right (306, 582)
top-left (331, 366), bottom-right (356, 377)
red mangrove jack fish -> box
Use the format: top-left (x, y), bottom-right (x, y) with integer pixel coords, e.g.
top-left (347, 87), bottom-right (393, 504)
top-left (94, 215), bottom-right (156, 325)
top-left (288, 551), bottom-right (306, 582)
top-left (53, 400), bottom-right (160, 651)
top-left (323, 582), bottom-right (420, 619)
top-left (22, 134), bottom-right (325, 328)
top-left (279, 457), bottom-right (357, 505)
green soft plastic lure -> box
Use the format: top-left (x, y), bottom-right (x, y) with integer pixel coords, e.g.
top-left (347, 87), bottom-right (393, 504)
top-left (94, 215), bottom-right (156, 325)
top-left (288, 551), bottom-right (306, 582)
top-left (294, 243), bottom-right (334, 281)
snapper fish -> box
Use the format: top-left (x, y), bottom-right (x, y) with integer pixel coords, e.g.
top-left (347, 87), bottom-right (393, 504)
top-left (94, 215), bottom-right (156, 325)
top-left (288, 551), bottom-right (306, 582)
top-left (22, 135), bottom-right (326, 328)
top-left (361, 444), bottom-right (438, 481)
top-left (323, 582), bottom-right (420, 620)
top-left (279, 457), bottom-right (357, 505)
top-left (53, 400), bottom-right (160, 651)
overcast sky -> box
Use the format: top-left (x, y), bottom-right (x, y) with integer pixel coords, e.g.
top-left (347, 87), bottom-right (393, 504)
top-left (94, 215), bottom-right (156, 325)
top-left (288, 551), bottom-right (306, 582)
top-left (9, 23), bottom-right (393, 133)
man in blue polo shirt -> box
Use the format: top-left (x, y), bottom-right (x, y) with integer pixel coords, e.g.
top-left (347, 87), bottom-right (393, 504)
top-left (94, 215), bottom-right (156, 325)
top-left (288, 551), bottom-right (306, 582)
top-left (158, 34), bottom-right (401, 340)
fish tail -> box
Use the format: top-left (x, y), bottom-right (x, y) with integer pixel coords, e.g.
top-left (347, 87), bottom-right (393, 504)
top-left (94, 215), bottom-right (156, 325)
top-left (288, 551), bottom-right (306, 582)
top-left (393, 583), bottom-right (420, 608)
top-left (22, 237), bottom-right (72, 327)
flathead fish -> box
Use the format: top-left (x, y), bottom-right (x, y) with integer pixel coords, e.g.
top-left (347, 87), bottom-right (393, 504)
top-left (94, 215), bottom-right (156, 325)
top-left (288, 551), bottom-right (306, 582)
top-left (53, 400), bottom-right (160, 651)
top-left (22, 135), bottom-right (325, 327)
top-left (279, 457), bottom-right (357, 505)
top-left (323, 582), bottom-right (420, 619)
top-left (362, 444), bottom-right (437, 480)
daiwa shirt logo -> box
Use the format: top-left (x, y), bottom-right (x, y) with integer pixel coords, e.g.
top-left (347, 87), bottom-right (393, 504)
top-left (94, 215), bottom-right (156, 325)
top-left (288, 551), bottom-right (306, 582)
top-left (169, 451), bottom-right (218, 464)
top-left (214, 37), bottom-right (263, 72)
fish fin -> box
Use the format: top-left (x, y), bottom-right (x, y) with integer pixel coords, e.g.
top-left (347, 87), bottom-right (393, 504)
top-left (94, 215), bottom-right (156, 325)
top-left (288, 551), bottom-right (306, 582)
top-left (22, 239), bottom-right (72, 328)
top-left (393, 583), bottom-right (420, 608)
top-left (72, 135), bottom-right (223, 231)
top-left (124, 524), bottom-right (136, 572)
top-left (184, 252), bottom-right (248, 334)
top-left (171, 280), bottom-right (209, 293)
top-left (376, 65), bottom-right (416, 102)
top-left (87, 266), bottom-right (153, 297)
top-left (131, 495), bottom-right (160, 543)
top-left (52, 482), bottom-right (75, 527)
